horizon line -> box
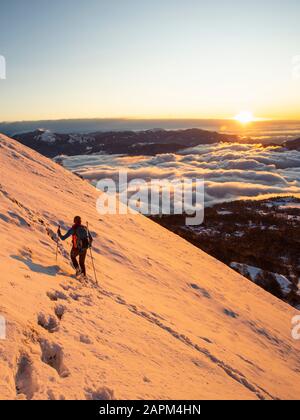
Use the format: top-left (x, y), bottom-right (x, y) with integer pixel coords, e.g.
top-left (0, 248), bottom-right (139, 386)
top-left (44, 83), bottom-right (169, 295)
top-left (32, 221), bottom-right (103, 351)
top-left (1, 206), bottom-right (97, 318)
top-left (2, 117), bottom-right (300, 124)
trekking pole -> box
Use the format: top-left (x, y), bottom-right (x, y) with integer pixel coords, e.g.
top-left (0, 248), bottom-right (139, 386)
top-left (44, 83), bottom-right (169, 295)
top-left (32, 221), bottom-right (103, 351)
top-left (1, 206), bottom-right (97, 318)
top-left (87, 222), bottom-right (99, 286)
top-left (55, 225), bottom-right (60, 262)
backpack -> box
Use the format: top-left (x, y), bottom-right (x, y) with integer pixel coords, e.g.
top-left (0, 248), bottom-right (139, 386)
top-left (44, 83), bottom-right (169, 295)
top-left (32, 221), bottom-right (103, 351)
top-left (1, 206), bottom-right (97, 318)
top-left (72, 225), bottom-right (92, 250)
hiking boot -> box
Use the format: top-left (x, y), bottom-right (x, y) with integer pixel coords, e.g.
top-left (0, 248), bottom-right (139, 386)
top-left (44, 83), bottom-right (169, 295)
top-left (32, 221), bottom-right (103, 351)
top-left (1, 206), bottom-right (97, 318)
top-left (79, 274), bottom-right (88, 284)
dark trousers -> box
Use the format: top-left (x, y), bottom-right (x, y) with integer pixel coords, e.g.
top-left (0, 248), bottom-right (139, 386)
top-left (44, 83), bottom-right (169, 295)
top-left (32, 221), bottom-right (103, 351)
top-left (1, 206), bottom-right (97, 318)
top-left (71, 248), bottom-right (87, 276)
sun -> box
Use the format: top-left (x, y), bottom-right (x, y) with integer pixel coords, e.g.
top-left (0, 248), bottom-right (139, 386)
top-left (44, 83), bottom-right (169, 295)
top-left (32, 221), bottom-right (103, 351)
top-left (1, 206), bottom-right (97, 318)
top-left (234, 111), bottom-right (254, 124)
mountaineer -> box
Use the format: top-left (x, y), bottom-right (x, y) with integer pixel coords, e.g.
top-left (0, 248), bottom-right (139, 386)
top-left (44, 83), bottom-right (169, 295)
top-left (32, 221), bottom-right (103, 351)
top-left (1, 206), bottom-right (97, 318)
top-left (58, 216), bottom-right (93, 279)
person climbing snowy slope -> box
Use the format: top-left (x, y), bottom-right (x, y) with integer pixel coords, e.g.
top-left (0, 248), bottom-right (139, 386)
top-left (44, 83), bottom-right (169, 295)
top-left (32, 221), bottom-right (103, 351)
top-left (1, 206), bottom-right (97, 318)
top-left (58, 216), bottom-right (93, 278)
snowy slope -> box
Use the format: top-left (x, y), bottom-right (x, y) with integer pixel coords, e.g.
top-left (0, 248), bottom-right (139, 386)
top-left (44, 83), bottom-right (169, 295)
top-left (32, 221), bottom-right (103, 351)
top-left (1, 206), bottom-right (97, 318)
top-left (0, 133), bottom-right (299, 400)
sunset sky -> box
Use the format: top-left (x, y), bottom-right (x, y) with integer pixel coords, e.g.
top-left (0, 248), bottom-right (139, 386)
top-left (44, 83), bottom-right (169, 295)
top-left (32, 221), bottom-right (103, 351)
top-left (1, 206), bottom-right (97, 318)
top-left (0, 0), bottom-right (300, 122)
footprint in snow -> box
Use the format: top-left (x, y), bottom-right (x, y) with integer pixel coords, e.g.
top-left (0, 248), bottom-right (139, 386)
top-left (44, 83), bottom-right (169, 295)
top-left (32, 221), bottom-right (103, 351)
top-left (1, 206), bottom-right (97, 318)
top-left (15, 354), bottom-right (39, 400)
top-left (85, 387), bottom-right (115, 401)
top-left (54, 304), bottom-right (66, 320)
top-left (47, 290), bottom-right (68, 302)
top-left (80, 335), bottom-right (93, 345)
top-left (39, 340), bottom-right (70, 378)
top-left (189, 283), bottom-right (211, 299)
top-left (223, 309), bottom-right (239, 319)
top-left (38, 313), bottom-right (59, 333)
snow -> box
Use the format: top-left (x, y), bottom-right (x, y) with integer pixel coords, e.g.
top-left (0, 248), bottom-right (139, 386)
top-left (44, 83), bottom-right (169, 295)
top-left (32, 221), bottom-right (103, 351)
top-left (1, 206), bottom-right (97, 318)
top-left (217, 211), bottom-right (233, 215)
top-left (264, 197), bottom-right (300, 208)
top-left (233, 231), bottom-right (244, 237)
top-left (274, 274), bottom-right (293, 295)
top-left (0, 134), bottom-right (300, 400)
top-left (68, 134), bottom-right (94, 144)
top-left (280, 204), bottom-right (300, 210)
top-left (37, 130), bottom-right (57, 144)
top-left (187, 226), bottom-right (220, 236)
top-left (230, 263), bottom-right (293, 296)
top-left (130, 142), bottom-right (155, 148)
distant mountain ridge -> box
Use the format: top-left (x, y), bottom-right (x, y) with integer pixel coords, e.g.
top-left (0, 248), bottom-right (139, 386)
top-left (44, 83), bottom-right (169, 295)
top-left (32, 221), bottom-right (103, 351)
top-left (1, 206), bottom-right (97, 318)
top-left (12, 128), bottom-right (239, 157)
top-left (0, 118), bottom-right (228, 135)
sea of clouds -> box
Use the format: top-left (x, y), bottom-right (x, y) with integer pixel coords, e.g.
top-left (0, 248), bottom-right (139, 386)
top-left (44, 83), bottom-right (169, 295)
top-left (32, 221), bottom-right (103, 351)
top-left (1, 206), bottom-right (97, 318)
top-left (62, 142), bottom-right (300, 206)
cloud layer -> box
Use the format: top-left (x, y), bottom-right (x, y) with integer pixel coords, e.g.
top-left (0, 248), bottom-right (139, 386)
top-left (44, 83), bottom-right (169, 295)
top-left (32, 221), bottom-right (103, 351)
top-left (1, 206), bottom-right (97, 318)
top-left (62, 142), bottom-right (300, 206)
